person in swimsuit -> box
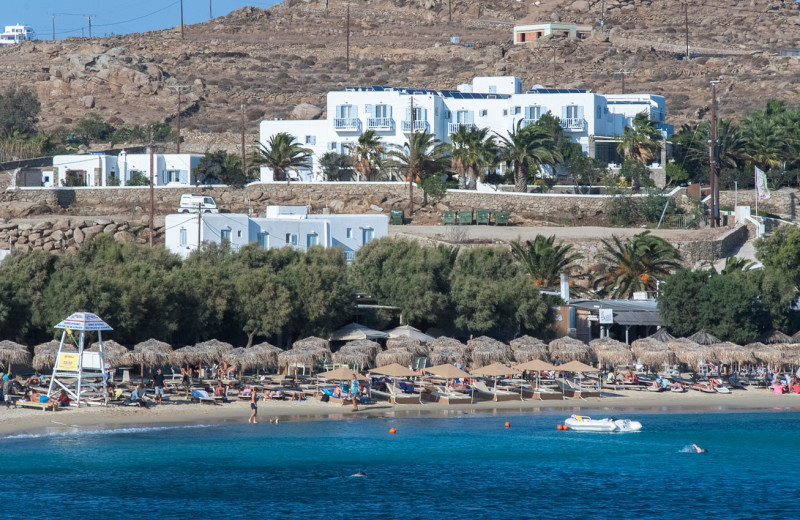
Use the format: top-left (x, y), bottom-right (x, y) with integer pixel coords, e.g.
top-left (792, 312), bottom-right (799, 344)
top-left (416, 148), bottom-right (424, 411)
top-left (692, 444), bottom-right (707, 453)
top-left (248, 387), bottom-right (258, 423)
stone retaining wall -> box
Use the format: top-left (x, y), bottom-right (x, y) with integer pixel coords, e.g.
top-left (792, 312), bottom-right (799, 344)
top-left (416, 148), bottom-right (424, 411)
top-left (719, 188), bottom-right (797, 220)
top-left (0, 217), bottom-right (161, 252)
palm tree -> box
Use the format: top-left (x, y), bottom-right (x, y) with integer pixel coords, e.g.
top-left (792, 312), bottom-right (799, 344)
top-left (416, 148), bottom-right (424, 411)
top-left (450, 126), bottom-right (498, 190)
top-left (251, 132), bottom-right (312, 183)
top-left (617, 112), bottom-right (661, 164)
top-left (593, 231), bottom-right (682, 298)
top-left (510, 234), bottom-right (583, 289)
top-left (742, 113), bottom-right (785, 170)
top-left (497, 121), bottom-right (562, 193)
top-left (387, 131), bottom-right (450, 207)
top-left (719, 256), bottom-right (756, 275)
top-left (348, 130), bottom-right (385, 182)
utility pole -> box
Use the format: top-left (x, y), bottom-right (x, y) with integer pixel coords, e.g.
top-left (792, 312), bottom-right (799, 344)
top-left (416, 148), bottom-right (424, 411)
top-left (149, 129), bottom-right (155, 247)
top-left (601, 0), bottom-right (606, 32)
top-left (684, 0), bottom-right (690, 59)
top-left (552, 44), bottom-right (557, 88)
top-left (709, 80), bottom-right (720, 228)
top-left (167, 85), bottom-right (190, 153)
top-left (241, 104), bottom-right (247, 183)
top-left (52, 15), bottom-right (55, 40)
top-left (449, 0), bottom-right (452, 22)
top-left (88, 16), bottom-right (92, 38)
top-left (210, 0), bottom-right (213, 20)
top-left (614, 70), bottom-right (631, 94)
top-left (180, 0), bottom-right (184, 39)
top-left (345, 2), bottom-right (351, 72)
top-left (197, 203), bottom-right (203, 252)
top-left (408, 96), bottom-right (415, 217)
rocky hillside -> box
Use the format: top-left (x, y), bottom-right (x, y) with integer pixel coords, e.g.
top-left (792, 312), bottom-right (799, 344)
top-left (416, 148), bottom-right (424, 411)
top-left (0, 0), bottom-right (799, 149)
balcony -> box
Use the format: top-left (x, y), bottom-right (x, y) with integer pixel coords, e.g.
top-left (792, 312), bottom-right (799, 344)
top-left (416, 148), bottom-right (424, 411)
top-left (560, 118), bottom-right (587, 132)
top-left (333, 118), bottom-right (361, 132)
top-left (520, 118), bottom-right (539, 128)
top-left (401, 120), bottom-right (429, 133)
top-left (366, 117), bottom-right (394, 131)
top-left (448, 122), bottom-right (476, 134)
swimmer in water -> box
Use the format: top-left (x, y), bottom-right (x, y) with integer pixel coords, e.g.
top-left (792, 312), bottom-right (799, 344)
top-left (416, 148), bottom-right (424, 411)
top-left (350, 471), bottom-right (366, 477)
top-left (692, 444), bottom-right (707, 453)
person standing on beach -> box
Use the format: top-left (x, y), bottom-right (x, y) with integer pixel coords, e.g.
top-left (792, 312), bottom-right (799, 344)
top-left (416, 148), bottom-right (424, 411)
top-left (3, 374), bottom-right (12, 408)
top-left (350, 374), bottom-right (359, 412)
top-left (151, 368), bottom-right (165, 405)
top-left (248, 387), bottom-right (258, 423)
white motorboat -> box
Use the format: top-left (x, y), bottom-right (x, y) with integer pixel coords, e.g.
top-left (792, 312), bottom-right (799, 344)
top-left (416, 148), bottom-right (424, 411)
top-left (564, 414), bottom-right (642, 432)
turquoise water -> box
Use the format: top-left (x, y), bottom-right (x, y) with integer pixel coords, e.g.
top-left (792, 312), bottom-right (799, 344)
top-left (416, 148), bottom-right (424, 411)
top-left (1, 410), bottom-right (798, 519)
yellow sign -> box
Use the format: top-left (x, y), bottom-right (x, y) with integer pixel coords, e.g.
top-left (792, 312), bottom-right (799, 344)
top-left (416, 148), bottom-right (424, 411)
top-left (57, 352), bottom-right (79, 371)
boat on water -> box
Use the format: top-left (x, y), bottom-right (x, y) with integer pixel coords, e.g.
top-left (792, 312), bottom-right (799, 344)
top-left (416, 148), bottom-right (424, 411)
top-left (0, 24), bottom-right (36, 47)
top-left (564, 414), bottom-right (642, 432)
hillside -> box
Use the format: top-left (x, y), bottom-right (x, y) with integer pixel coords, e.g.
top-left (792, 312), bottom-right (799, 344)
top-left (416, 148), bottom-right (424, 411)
top-left (1, 0), bottom-right (799, 149)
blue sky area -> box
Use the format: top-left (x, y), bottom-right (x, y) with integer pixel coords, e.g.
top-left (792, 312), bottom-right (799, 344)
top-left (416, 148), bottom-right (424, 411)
top-left (3, 0), bottom-right (282, 40)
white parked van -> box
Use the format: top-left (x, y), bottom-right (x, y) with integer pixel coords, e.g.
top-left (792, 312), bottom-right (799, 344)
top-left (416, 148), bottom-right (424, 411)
top-left (178, 194), bottom-right (219, 213)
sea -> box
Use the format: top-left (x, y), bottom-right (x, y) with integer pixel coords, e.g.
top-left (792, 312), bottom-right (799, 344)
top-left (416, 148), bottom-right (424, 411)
top-left (1, 408), bottom-right (798, 520)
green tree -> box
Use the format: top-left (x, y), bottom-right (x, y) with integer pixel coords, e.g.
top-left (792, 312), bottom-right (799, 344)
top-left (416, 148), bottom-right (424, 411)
top-left (0, 250), bottom-right (58, 343)
top-left (755, 225), bottom-right (800, 286)
top-left (619, 159), bottom-right (653, 191)
top-left (617, 112), bottom-right (661, 164)
top-left (567, 153), bottom-right (608, 187)
top-left (234, 268), bottom-right (292, 348)
top-left (665, 163), bottom-right (689, 186)
top-left (75, 113), bottom-right (115, 142)
top-left (127, 170), bottom-right (150, 186)
top-left (450, 248), bottom-right (552, 337)
top-left (510, 234), bottom-right (583, 289)
top-left (252, 132), bottom-right (312, 183)
top-left (450, 125), bottom-right (497, 190)
top-left (194, 150), bottom-right (251, 187)
top-left (319, 151), bottom-right (353, 181)
top-left (387, 131), bottom-right (450, 206)
top-left (0, 86), bottom-right (41, 137)
top-left (593, 231), bottom-right (682, 298)
top-left (348, 130), bottom-right (385, 181)
top-left (497, 120), bottom-right (562, 193)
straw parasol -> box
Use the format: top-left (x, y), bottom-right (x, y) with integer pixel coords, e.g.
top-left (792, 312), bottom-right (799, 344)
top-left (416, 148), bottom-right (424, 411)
top-left (467, 336), bottom-right (512, 367)
top-left (131, 339), bottom-right (172, 370)
top-left (89, 340), bottom-right (133, 368)
top-left (317, 366), bottom-right (367, 380)
top-left (710, 342), bottom-right (755, 365)
top-left (648, 328), bottom-right (675, 342)
top-left (792, 331), bottom-right (800, 342)
top-left (549, 336), bottom-right (592, 364)
top-left (375, 347), bottom-right (415, 368)
top-left (424, 363), bottom-right (471, 380)
top-left (341, 339), bottom-right (382, 357)
top-left (222, 347), bottom-right (261, 374)
top-left (666, 338), bottom-right (710, 366)
top-left (194, 339), bottom-right (234, 362)
top-left (332, 344), bottom-right (373, 367)
top-left (372, 363), bottom-right (418, 378)
top-left (747, 342), bottom-right (784, 365)
top-left (386, 336), bottom-right (428, 355)
top-left (32, 340), bottom-right (76, 371)
top-left (170, 345), bottom-right (208, 366)
top-left (429, 337), bottom-right (469, 366)
top-left (293, 336), bottom-right (331, 352)
top-left (470, 362), bottom-right (519, 378)
top-left (0, 340), bottom-right (31, 372)
top-left (687, 330), bottom-right (722, 345)
top-left (631, 338), bottom-right (676, 367)
top-left (559, 360), bottom-right (597, 373)
top-left (588, 337), bottom-right (633, 367)
top-left (509, 335), bottom-right (548, 363)
top-left (759, 330), bottom-right (793, 345)
top-left (779, 344), bottom-right (800, 366)
top-left (249, 342), bottom-right (283, 369)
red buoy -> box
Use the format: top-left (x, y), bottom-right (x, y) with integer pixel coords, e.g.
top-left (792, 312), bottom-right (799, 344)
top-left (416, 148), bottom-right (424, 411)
top-left (504, 421), bottom-right (510, 428)
top-left (389, 427), bottom-right (396, 434)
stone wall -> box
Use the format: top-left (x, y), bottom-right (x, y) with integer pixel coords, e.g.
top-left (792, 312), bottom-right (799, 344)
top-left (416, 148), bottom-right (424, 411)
top-left (0, 217), bottom-right (161, 252)
top-left (1, 183), bottom-right (670, 225)
top-left (718, 188), bottom-right (797, 220)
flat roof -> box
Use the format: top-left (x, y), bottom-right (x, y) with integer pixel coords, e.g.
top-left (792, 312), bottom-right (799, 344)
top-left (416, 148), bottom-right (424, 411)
top-left (569, 299), bottom-right (663, 327)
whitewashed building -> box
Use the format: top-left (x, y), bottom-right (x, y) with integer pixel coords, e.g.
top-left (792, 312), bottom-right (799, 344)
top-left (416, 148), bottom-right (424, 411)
top-left (164, 205), bottom-right (388, 261)
top-left (513, 23), bottom-right (593, 44)
top-left (49, 151), bottom-right (204, 187)
top-left (258, 76), bottom-right (672, 181)
top-left (0, 24), bottom-right (35, 46)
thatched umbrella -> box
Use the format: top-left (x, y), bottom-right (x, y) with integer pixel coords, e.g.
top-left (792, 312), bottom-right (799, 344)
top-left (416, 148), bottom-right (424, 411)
top-left (170, 345), bottom-right (208, 367)
top-left (759, 330), bottom-right (793, 345)
top-left (375, 347), bottom-right (415, 368)
top-left (341, 339), bottom-right (382, 357)
top-left (467, 336), bottom-right (512, 367)
top-left (429, 337), bottom-right (467, 351)
top-left (510, 336), bottom-right (548, 363)
top-left (792, 331), bottom-right (800, 342)
top-left (429, 346), bottom-right (469, 367)
top-left (779, 344), bottom-right (800, 366)
top-left (387, 336), bottom-right (428, 356)
top-left (746, 342), bottom-right (785, 366)
top-left (194, 339), bottom-right (234, 362)
top-left (589, 337), bottom-right (633, 367)
top-left (89, 340), bottom-right (132, 368)
top-left (224, 347), bottom-right (262, 375)
top-left (0, 340), bottom-right (31, 372)
top-left (666, 338), bottom-right (710, 366)
top-left (648, 328), bottom-right (675, 342)
top-left (249, 342), bottom-right (283, 370)
top-left (549, 336), bottom-right (592, 364)
top-left (293, 336), bottom-right (331, 352)
top-left (687, 330), bottom-right (722, 345)
top-left (278, 343), bottom-right (332, 376)
top-left (709, 342), bottom-right (754, 365)
top-left (131, 339), bottom-right (172, 376)
top-left (332, 346), bottom-right (372, 368)
top-left (32, 341), bottom-right (76, 371)
top-left (631, 338), bottom-right (676, 367)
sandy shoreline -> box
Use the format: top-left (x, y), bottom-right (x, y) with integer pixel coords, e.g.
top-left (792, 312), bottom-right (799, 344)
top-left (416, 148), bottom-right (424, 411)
top-left (2, 390), bottom-right (799, 438)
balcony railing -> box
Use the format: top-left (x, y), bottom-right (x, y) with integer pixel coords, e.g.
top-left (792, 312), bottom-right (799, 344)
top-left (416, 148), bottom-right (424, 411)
top-left (333, 118), bottom-right (361, 131)
top-left (520, 118), bottom-right (540, 128)
top-left (448, 122), bottom-right (476, 134)
top-left (366, 117), bottom-right (394, 131)
top-left (401, 120), bottom-right (429, 133)
top-left (560, 118), bottom-right (587, 132)
top-left (343, 250), bottom-right (356, 264)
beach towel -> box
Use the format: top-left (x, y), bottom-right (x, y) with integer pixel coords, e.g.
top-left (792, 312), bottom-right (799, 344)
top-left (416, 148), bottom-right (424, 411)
top-left (192, 390), bottom-right (211, 399)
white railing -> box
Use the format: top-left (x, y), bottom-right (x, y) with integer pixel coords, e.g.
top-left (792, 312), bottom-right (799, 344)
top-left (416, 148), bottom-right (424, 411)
top-left (448, 122), bottom-right (476, 134)
top-left (520, 118), bottom-right (539, 128)
top-left (401, 120), bottom-right (429, 132)
top-left (366, 117), bottom-right (394, 130)
top-left (343, 250), bottom-right (355, 264)
top-left (560, 118), bottom-right (587, 132)
top-left (333, 118), bottom-right (361, 131)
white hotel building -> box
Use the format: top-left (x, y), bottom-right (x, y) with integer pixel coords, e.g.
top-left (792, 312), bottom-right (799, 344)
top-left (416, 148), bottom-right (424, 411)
top-left (259, 76), bottom-right (672, 182)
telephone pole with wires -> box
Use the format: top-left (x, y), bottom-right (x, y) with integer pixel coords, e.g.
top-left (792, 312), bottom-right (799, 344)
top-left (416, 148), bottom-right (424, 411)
top-left (614, 70), bottom-right (631, 94)
top-left (180, 0), bottom-right (185, 39)
top-left (149, 127), bottom-right (155, 247)
top-left (167, 84), bottom-right (191, 153)
top-left (408, 96), bottom-right (416, 216)
top-left (345, 2), bottom-right (352, 72)
top-left (241, 104), bottom-right (247, 183)
top-left (709, 79), bottom-right (721, 228)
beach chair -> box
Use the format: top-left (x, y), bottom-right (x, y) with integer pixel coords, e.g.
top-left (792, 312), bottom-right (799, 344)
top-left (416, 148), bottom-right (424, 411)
top-left (18, 400), bottom-right (59, 412)
top-left (522, 381), bottom-right (563, 400)
top-left (385, 383), bottom-right (421, 405)
top-left (191, 389), bottom-right (217, 405)
top-left (425, 385), bottom-right (471, 405)
top-left (472, 381), bottom-right (521, 402)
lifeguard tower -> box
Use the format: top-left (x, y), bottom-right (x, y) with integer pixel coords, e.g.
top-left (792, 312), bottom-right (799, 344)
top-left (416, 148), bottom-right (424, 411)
top-left (47, 312), bottom-right (113, 407)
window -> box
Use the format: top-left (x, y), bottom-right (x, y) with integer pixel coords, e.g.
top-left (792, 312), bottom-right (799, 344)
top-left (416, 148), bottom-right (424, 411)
top-left (285, 233), bottom-right (298, 246)
top-left (336, 105), bottom-right (357, 119)
top-left (307, 233), bottom-right (318, 248)
top-left (362, 228), bottom-right (374, 245)
top-left (258, 232), bottom-right (269, 249)
top-left (221, 229), bottom-right (231, 242)
top-left (444, 110), bottom-right (451, 119)
top-left (329, 142), bottom-right (338, 151)
top-left (374, 104), bottom-right (391, 118)
top-left (179, 229), bottom-right (187, 247)
top-left (166, 170), bottom-right (181, 183)
top-left (488, 85), bottom-right (497, 94)
top-left (503, 109), bottom-right (508, 116)
top-left (346, 227), bottom-right (353, 239)
top-left (479, 109), bottom-right (488, 117)
top-left (513, 106), bottom-right (521, 115)
top-left (305, 135), bottom-right (316, 145)
top-left (525, 106), bottom-right (541, 121)
top-left (406, 107), bottom-right (425, 121)
top-left (566, 105), bottom-right (579, 119)
top-left (596, 106), bottom-right (602, 119)
top-left (456, 110), bottom-right (474, 124)
top-left (237, 230), bottom-right (242, 238)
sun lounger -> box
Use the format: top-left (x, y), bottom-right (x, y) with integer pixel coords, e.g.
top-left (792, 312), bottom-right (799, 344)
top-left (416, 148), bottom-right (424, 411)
top-left (522, 382), bottom-right (563, 400)
top-left (384, 383), bottom-right (421, 405)
top-left (191, 389), bottom-right (217, 404)
top-left (18, 400), bottom-right (59, 411)
top-left (424, 385), bottom-right (471, 405)
top-left (472, 381), bottom-right (521, 402)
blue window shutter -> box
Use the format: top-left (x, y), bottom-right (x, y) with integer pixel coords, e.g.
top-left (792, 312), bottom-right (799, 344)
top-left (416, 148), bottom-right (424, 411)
top-left (336, 105), bottom-right (343, 119)
top-left (561, 106), bottom-right (567, 119)
top-left (525, 106), bottom-right (532, 120)
top-left (365, 104), bottom-right (373, 115)
top-left (577, 106), bottom-right (585, 120)
top-left (387, 105), bottom-right (392, 118)
top-left (406, 107), bottom-right (411, 120)
top-left (180, 170), bottom-right (188, 184)
top-left (467, 111), bottom-right (474, 124)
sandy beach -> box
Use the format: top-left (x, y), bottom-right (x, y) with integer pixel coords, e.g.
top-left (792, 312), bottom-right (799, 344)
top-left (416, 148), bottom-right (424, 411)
top-left (2, 390), bottom-right (799, 437)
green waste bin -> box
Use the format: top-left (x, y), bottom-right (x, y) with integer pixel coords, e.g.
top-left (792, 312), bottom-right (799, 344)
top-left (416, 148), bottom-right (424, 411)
top-left (458, 210), bottom-right (474, 225)
top-left (495, 211), bottom-right (510, 225)
top-left (390, 209), bottom-right (404, 225)
top-left (442, 211), bottom-right (457, 225)
top-left (476, 209), bottom-right (491, 225)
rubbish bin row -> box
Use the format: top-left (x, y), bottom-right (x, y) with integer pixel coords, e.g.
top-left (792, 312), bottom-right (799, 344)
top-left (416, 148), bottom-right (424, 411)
top-left (443, 210), bottom-right (509, 225)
